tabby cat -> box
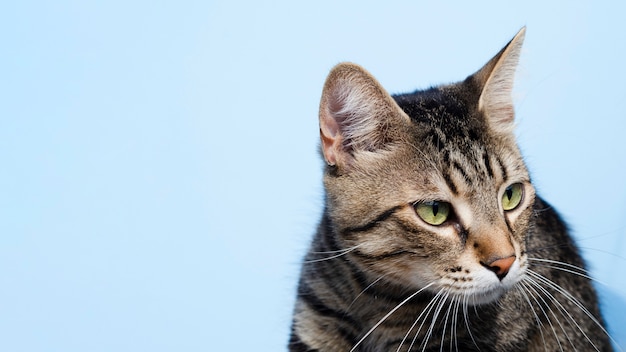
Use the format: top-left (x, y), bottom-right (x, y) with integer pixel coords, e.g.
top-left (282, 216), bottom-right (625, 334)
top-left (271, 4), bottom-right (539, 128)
top-left (289, 28), bottom-right (614, 351)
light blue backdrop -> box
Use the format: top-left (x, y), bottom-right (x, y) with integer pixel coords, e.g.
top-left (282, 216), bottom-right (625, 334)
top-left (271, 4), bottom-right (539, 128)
top-left (1, 1), bottom-right (624, 351)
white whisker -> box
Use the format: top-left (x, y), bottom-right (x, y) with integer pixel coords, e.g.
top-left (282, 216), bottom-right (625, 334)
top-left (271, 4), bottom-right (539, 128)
top-left (527, 270), bottom-right (602, 352)
top-left (304, 244), bottom-right (363, 263)
top-left (462, 292), bottom-right (480, 351)
top-left (346, 274), bottom-right (386, 312)
top-left (528, 257), bottom-right (590, 274)
top-left (520, 279), bottom-right (562, 351)
top-left (407, 140), bottom-right (441, 172)
top-left (528, 270), bottom-right (607, 333)
top-left (439, 295), bottom-right (455, 352)
top-left (576, 246), bottom-right (626, 262)
top-left (451, 297), bottom-right (461, 352)
top-left (421, 290), bottom-right (450, 352)
top-left (531, 262), bottom-right (608, 287)
top-left (529, 269), bottom-right (624, 351)
top-left (528, 260), bottom-right (623, 351)
top-left (516, 283), bottom-right (549, 350)
top-left (528, 257), bottom-right (608, 284)
top-left (350, 282), bottom-right (436, 352)
top-left (524, 276), bottom-right (569, 351)
top-left (397, 289), bottom-right (445, 352)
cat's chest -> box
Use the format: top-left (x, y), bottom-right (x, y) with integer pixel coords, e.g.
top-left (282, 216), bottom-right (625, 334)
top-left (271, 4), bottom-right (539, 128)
top-left (353, 289), bottom-right (534, 352)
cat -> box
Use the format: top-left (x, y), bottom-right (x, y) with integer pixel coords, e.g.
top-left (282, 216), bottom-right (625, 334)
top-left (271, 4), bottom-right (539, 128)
top-left (289, 28), bottom-right (614, 352)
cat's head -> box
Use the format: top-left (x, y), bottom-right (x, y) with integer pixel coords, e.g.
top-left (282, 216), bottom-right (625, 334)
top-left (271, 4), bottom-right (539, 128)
top-left (319, 28), bottom-right (534, 304)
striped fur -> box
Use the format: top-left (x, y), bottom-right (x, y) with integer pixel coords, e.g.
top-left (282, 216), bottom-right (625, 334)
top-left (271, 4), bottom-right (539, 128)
top-left (290, 28), bottom-right (613, 351)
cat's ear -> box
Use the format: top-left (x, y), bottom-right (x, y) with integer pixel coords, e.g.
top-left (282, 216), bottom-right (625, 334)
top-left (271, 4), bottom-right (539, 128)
top-left (475, 27), bottom-right (526, 134)
top-left (319, 63), bottom-right (409, 168)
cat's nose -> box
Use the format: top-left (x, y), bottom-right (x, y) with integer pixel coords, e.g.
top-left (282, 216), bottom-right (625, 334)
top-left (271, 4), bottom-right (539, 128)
top-left (482, 255), bottom-right (515, 280)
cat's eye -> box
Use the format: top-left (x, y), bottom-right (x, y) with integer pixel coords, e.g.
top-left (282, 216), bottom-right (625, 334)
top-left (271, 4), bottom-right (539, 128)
top-left (502, 183), bottom-right (523, 211)
top-left (415, 201), bottom-right (450, 226)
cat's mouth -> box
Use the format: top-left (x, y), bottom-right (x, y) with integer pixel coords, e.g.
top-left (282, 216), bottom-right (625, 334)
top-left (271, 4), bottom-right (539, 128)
top-left (437, 261), bottom-right (526, 305)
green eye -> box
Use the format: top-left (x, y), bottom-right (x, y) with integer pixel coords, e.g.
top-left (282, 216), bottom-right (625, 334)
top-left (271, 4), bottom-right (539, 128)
top-left (415, 201), bottom-right (450, 226)
top-left (502, 183), bottom-right (523, 211)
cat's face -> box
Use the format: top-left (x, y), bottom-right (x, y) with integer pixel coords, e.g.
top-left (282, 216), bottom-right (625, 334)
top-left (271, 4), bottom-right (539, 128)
top-left (320, 29), bottom-right (534, 305)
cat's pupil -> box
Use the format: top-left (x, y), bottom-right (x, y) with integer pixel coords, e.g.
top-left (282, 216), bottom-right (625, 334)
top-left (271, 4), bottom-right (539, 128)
top-left (432, 202), bottom-right (439, 216)
top-left (505, 188), bottom-right (513, 200)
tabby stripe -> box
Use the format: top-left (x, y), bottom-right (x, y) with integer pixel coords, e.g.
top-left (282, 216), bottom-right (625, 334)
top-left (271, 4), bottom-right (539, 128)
top-left (336, 325), bottom-right (359, 347)
top-left (432, 130), bottom-right (446, 151)
top-left (340, 251), bottom-right (370, 292)
top-left (307, 214), bottom-right (343, 259)
top-left (288, 332), bottom-right (318, 352)
top-left (290, 325), bottom-right (357, 352)
top-left (326, 246), bottom-right (369, 301)
top-left (341, 205), bottom-right (402, 234)
top-left (496, 155), bottom-right (508, 181)
top-left (298, 282), bottom-right (360, 328)
top-left (317, 214), bottom-right (371, 293)
top-left (442, 149), bottom-right (450, 164)
top-left (299, 283), bottom-right (361, 344)
top-left (352, 249), bottom-right (410, 261)
top-left (452, 160), bottom-right (471, 185)
top-left (482, 150), bottom-right (494, 178)
top-left (393, 217), bottom-right (422, 235)
top-left (339, 253), bottom-right (416, 303)
top-left (385, 338), bottom-right (409, 350)
top-left (322, 220), bottom-right (341, 252)
top-left (443, 172), bottom-right (458, 195)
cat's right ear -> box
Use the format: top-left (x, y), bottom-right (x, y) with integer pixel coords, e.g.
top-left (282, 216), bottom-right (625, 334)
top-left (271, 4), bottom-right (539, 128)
top-left (474, 27), bottom-right (526, 135)
top-left (319, 63), bottom-right (409, 169)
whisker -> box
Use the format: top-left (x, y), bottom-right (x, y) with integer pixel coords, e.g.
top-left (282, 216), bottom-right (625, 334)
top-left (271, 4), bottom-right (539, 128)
top-left (420, 290), bottom-right (451, 352)
top-left (397, 289), bottom-right (445, 352)
top-left (531, 263), bottom-right (608, 287)
top-left (532, 205), bottom-right (553, 214)
top-left (440, 295), bottom-right (455, 352)
top-left (528, 270), bottom-right (609, 352)
top-left (576, 246), bottom-right (626, 262)
top-left (346, 274), bottom-right (386, 312)
top-left (461, 292), bottom-right (480, 351)
top-left (573, 226), bottom-right (626, 243)
top-left (518, 280), bottom-right (559, 351)
top-left (528, 257), bottom-right (590, 274)
top-left (529, 269), bottom-right (611, 335)
top-left (350, 282), bottom-right (436, 352)
top-left (529, 269), bottom-right (625, 352)
top-left (451, 297), bottom-right (461, 352)
top-left (304, 244), bottom-right (363, 263)
top-left (528, 258), bottom-right (609, 286)
top-left (523, 276), bottom-right (569, 351)
top-left (528, 277), bottom-right (576, 350)
top-left (416, 291), bottom-right (447, 350)
top-left (407, 140), bottom-right (441, 172)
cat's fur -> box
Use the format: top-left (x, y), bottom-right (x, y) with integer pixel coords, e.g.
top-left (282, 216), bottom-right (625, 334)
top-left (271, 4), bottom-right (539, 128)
top-left (289, 28), bottom-right (613, 351)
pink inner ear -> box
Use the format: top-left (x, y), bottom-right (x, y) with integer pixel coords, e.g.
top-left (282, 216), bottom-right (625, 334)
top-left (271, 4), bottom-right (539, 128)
top-left (317, 62), bottom-right (409, 168)
top-left (320, 110), bottom-right (341, 166)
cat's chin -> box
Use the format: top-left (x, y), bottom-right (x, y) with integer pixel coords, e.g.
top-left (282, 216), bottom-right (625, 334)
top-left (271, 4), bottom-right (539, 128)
top-left (464, 286), bottom-right (509, 305)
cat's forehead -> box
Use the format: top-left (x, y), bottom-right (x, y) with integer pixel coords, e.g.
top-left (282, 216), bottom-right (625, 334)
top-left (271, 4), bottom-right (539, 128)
top-left (387, 86), bottom-right (528, 196)
top-left (392, 88), bottom-right (497, 168)
top-left (393, 84), bottom-right (485, 141)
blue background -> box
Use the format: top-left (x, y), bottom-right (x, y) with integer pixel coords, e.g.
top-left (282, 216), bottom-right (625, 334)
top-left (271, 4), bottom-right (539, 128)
top-left (1, 1), bottom-right (625, 350)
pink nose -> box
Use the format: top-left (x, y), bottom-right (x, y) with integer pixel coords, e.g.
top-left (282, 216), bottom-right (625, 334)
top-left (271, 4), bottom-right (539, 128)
top-left (483, 255), bottom-right (515, 280)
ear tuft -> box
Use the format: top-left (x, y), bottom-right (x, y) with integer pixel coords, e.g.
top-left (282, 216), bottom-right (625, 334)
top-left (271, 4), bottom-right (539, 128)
top-left (476, 27), bottom-right (526, 134)
top-left (319, 63), bottom-right (408, 168)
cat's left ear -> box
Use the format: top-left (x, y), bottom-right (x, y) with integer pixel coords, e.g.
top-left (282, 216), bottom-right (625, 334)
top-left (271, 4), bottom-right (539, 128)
top-left (474, 27), bottom-right (526, 134)
top-left (318, 63), bottom-right (410, 169)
